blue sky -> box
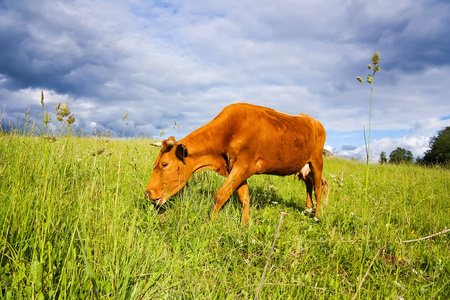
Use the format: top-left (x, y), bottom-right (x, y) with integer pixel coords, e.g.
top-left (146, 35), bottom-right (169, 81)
top-left (1, 0), bottom-right (449, 161)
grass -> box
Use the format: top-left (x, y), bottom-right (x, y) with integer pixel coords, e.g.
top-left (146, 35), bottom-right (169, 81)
top-left (1, 134), bottom-right (449, 299)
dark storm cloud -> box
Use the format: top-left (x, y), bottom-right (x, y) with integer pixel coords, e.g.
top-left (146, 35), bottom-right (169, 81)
top-left (341, 145), bottom-right (357, 151)
top-left (0, 0), bottom-right (134, 99)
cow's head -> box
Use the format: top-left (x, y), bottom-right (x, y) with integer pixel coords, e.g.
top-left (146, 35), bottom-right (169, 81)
top-left (145, 136), bottom-right (191, 204)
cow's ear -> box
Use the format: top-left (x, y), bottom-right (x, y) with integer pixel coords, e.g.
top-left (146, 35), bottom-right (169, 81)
top-left (161, 136), bottom-right (176, 152)
top-left (176, 144), bottom-right (188, 164)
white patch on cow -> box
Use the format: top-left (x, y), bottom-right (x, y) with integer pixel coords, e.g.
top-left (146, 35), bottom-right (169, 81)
top-left (300, 163), bottom-right (310, 179)
top-left (155, 197), bottom-right (166, 204)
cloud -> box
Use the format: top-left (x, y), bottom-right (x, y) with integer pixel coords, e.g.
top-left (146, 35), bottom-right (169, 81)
top-left (341, 145), bottom-right (357, 151)
top-left (414, 117), bottom-right (450, 136)
top-left (0, 0), bottom-right (449, 158)
top-left (334, 135), bottom-right (433, 163)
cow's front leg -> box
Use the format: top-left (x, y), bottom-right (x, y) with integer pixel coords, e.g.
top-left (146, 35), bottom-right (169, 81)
top-left (236, 180), bottom-right (250, 224)
top-left (211, 170), bottom-right (249, 221)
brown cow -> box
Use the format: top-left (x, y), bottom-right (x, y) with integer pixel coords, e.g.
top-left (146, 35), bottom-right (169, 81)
top-left (145, 103), bottom-right (327, 223)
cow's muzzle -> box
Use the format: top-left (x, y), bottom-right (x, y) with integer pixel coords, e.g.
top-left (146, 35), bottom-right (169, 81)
top-left (144, 190), bottom-right (167, 205)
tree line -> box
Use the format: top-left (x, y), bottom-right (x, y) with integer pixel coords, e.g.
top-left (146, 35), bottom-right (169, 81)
top-left (379, 126), bottom-right (450, 166)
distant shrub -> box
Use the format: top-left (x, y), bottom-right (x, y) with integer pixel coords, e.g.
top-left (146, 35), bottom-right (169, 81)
top-left (389, 147), bottom-right (414, 164)
top-left (421, 126), bottom-right (450, 165)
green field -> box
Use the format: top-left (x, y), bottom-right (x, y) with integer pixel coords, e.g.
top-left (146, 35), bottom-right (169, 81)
top-left (1, 134), bottom-right (449, 299)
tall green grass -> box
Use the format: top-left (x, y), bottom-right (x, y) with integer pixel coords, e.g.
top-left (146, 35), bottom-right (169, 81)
top-left (1, 135), bottom-right (449, 299)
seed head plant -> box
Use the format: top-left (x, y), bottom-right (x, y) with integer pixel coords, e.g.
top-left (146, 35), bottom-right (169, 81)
top-left (122, 112), bottom-right (129, 137)
top-left (356, 52), bottom-right (380, 197)
top-left (37, 91), bottom-right (75, 137)
top-left (55, 102), bottom-right (75, 133)
top-left (38, 91), bottom-right (52, 135)
top-left (355, 52), bottom-right (381, 298)
top-left (40, 90), bottom-right (44, 108)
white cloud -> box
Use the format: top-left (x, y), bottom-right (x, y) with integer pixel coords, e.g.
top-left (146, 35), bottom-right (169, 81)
top-left (0, 0), bottom-right (449, 157)
top-left (334, 135), bottom-right (432, 163)
top-left (414, 117), bottom-right (450, 136)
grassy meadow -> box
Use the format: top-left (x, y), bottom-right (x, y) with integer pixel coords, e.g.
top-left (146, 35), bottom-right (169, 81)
top-left (0, 133), bottom-right (449, 299)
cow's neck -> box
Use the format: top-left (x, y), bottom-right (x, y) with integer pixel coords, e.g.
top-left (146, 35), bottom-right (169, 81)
top-left (179, 125), bottom-right (228, 174)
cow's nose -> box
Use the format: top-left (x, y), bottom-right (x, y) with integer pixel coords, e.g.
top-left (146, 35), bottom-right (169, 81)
top-left (144, 190), bottom-right (151, 199)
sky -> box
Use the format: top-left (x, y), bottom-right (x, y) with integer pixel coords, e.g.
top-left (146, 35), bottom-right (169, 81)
top-left (1, 0), bottom-right (449, 162)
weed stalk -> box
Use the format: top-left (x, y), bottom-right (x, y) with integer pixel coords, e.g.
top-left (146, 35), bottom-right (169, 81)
top-left (255, 211), bottom-right (287, 300)
top-left (356, 52), bottom-right (380, 299)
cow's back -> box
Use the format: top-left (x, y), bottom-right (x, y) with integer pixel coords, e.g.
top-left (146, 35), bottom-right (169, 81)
top-left (210, 103), bottom-right (325, 176)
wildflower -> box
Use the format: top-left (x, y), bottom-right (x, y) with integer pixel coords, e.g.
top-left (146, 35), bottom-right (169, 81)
top-left (356, 76), bottom-right (364, 83)
top-left (411, 230), bottom-right (415, 236)
top-left (368, 64), bottom-right (372, 70)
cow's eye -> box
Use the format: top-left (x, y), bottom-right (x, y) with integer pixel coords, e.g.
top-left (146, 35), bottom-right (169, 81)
top-left (161, 162), bottom-right (168, 168)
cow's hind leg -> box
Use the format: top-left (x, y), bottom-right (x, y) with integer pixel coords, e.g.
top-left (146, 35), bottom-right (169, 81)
top-left (236, 180), bottom-right (250, 224)
top-left (303, 171), bottom-right (329, 217)
top-left (298, 163), bottom-right (314, 211)
top-left (310, 161), bottom-right (323, 218)
top-left (304, 171), bottom-right (314, 211)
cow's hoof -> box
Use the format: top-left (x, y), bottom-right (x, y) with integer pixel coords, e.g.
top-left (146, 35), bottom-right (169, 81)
top-left (304, 207), bottom-right (313, 214)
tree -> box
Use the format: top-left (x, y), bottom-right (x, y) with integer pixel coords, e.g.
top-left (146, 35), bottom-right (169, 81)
top-left (422, 126), bottom-right (450, 165)
top-left (379, 151), bottom-right (387, 164)
top-left (389, 147), bottom-right (413, 164)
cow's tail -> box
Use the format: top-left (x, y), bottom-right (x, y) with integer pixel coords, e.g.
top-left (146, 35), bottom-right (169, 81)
top-left (321, 176), bottom-right (330, 207)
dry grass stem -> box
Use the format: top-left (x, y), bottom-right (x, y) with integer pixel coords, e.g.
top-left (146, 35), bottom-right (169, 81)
top-left (255, 211), bottom-right (287, 300)
top-left (402, 227), bottom-right (449, 243)
top-left (352, 248), bottom-right (381, 300)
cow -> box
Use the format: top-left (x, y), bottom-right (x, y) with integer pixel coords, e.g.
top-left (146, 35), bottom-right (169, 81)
top-left (145, 103), bottom-right (328, 224)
